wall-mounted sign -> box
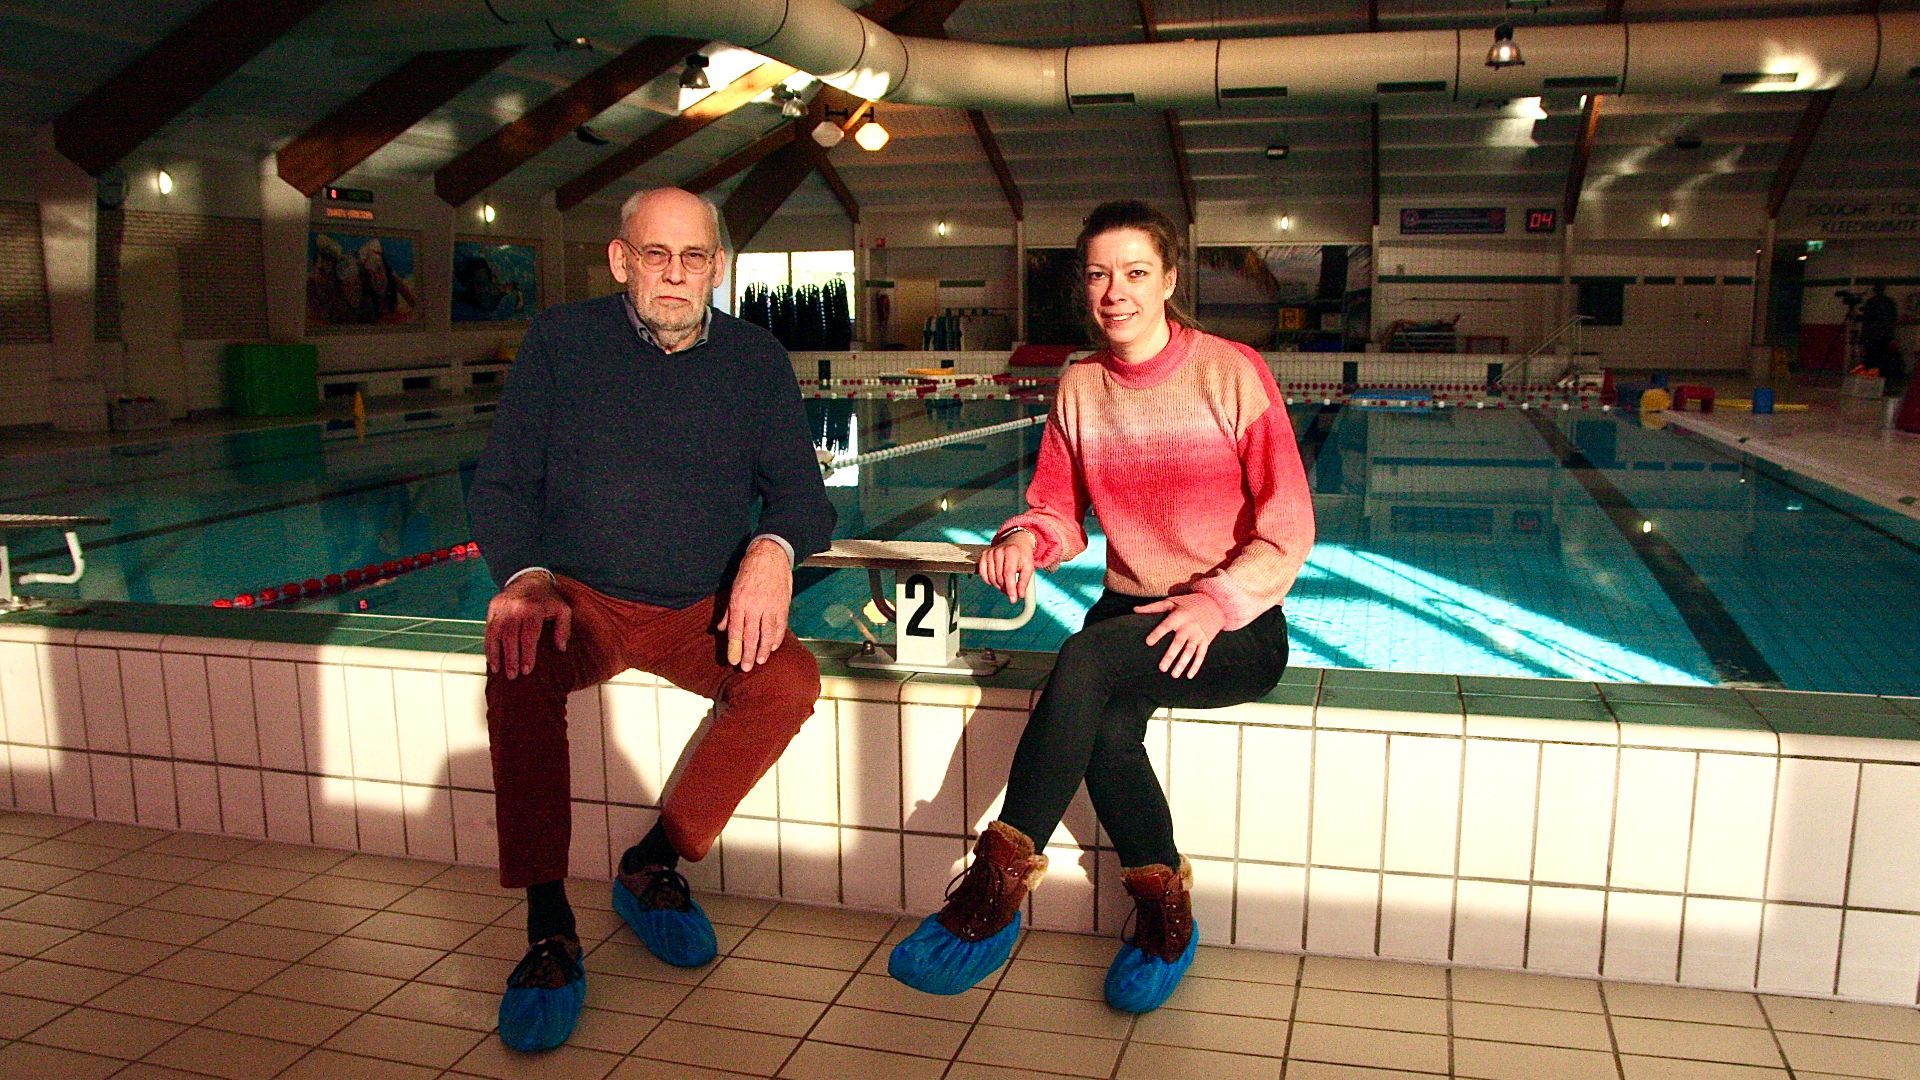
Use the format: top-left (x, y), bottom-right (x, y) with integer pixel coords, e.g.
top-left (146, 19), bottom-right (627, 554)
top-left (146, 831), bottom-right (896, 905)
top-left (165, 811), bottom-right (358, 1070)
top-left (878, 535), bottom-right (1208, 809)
top-left (323, 206), bottom-right (373, 222)
top-left (1400, 207), bottom-right (1507, 235)
top-left (325, 186), bottom-right (374, 204)
top-left (1782, 199), bottom-right (1920, 238)
top-left (1524, 208), bottom-right (1558, 234)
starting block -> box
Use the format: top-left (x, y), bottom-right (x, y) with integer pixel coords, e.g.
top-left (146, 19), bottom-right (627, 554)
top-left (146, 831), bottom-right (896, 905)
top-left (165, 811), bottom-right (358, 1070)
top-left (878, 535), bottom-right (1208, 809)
top-left (802, 539), bottom-right (1037, 675)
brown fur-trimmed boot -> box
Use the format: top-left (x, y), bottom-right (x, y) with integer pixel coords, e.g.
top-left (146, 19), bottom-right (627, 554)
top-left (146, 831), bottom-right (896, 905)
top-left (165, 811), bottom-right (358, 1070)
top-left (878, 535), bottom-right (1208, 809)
top-left (1106, 856), bottom-right (1199, 1012)
top-left (889, 821), bottom-right (1047, 995)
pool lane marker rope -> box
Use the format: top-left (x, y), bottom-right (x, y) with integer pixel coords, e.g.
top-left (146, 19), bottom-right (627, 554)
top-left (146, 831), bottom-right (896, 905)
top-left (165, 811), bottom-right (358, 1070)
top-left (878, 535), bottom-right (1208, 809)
top-left (824, 415), bottom-right (1045, 472)
top-left (212, 541), bottom-right (479, 608)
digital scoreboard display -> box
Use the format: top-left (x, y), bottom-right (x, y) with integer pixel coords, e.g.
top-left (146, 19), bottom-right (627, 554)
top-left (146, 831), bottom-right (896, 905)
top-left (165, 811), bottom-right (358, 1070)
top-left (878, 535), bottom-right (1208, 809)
top-left (1525, 208), bottom-right (1558, 234)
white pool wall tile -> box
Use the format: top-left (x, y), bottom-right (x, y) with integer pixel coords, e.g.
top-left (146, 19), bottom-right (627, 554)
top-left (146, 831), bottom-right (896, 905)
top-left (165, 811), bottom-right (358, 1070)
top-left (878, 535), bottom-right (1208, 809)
top-left (2, 629), bottom-right (1917, 1006)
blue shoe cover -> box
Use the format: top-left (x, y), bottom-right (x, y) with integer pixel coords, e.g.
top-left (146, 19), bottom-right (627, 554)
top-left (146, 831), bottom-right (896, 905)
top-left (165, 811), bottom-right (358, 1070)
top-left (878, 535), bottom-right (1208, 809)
top-left (1104, 921), bottom-right (1199, 1013)
top-left (497, 943), bottom-right (584, 1052)
top-left (612, 875), bottom-right (717, 967)
top-left (888, 910), bottom-right (1022, 995)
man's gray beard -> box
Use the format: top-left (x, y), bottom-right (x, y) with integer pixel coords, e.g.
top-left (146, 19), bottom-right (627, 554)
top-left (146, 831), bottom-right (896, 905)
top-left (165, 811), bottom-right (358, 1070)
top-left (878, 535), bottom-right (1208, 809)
top-left (631, 287), bottom-right (703, 339)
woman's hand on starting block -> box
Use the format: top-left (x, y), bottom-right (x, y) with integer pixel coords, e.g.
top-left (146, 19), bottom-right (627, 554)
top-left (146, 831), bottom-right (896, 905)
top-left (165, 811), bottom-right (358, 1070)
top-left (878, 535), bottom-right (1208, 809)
top-left (979, 530), bottom-right (1037, 603)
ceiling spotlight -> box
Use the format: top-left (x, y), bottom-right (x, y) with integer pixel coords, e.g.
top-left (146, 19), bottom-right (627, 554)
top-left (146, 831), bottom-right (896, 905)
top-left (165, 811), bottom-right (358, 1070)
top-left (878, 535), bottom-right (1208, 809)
top-left (811, 119), bottom-right (845, 148)
top-left (155, 169), bottom-right (173, 195)
top-left (679, 53), bottom-right (710, 90)
top-left (544, 19), bottom-right (591, 50)
top-left (1487, 23), bottom-right (1525, 69)
top-left (853, 111), bottom-right (890, 152)
top-left (1279, 213), bottom-right (1293, 231)
top-left (1265, 144), bottom-right (1290, 160)
top-left (1659, 210), bottom-right (1672, 229)
top-left (482, 203), bottom-right (496, 223)
top-left (575, 125), bottom-right (610, 146)
top-left (936, 219), bottom-right (948, 237)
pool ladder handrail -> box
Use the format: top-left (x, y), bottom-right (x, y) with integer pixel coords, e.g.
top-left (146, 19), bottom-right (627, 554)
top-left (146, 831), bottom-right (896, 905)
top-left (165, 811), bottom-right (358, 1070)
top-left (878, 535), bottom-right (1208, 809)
top-left (1495, 314), bottom-right (1590, 389)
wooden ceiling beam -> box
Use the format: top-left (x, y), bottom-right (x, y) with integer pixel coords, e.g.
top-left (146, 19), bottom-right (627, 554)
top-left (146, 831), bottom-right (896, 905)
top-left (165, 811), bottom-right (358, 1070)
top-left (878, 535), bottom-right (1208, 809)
top-left (556, 61), bottom-right (797, 211)
top-left (684, 125), bottom-right (796, 194)
top-left (1136, 0), bottom-right (1196, 225)
top-left (1563, 94), bottom-right (1604, 225)
top-left (966, 109), bottom-right (1024, 221)
top-left (1767, 89), bottom-right (1835, 220)
top-left (813, 150), bottom-right (860, 224)
top-left (556, 0), bottom-right (958, 213)
top-left (434, 35), bottom-right (698, 207)
top-left (54, 0), bottom-right (331, 176)
top-left (1369, 102), bottom-right (1381, 227)
top-left (277, 46), bottom-right (521, 197)
top-left (722, 102), bottom-right (833, 249)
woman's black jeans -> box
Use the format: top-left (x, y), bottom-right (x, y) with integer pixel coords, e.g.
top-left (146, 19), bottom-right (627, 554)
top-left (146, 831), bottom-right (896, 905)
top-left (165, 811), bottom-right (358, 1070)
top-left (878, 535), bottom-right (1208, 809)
top-left (997, 590), bottom-right (1290, 869)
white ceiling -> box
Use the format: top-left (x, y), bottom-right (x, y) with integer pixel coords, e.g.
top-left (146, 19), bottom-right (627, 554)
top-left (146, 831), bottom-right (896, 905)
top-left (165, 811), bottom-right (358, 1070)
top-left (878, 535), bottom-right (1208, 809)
top-left (0, 0), bottom-right (1915, 222)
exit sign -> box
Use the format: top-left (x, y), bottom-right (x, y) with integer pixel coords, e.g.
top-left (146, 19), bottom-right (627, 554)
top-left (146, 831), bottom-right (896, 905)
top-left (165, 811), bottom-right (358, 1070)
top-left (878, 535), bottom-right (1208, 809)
top-left (1525, 208), bottom-right (1558, 234)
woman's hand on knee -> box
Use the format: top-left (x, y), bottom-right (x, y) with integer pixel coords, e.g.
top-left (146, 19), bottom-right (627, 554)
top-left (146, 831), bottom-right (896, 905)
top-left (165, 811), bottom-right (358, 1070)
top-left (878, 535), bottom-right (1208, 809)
top-left (979, 530), bottom-right (1037, 603)
top-left (486, 573), bottom-right (571, 679)
top-left (1134, 594), bottom-right (1226, 679)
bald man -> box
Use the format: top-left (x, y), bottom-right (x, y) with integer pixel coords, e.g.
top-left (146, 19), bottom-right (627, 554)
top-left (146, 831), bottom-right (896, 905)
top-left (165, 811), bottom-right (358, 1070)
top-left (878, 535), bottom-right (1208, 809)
top-left (468, 188), bottom-right (834, 1051)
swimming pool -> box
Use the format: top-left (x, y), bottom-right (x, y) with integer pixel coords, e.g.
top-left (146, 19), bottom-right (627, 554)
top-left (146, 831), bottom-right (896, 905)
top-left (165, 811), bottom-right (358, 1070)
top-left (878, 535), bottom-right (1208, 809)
top-left (5, 397), bottom-right (1918, 696)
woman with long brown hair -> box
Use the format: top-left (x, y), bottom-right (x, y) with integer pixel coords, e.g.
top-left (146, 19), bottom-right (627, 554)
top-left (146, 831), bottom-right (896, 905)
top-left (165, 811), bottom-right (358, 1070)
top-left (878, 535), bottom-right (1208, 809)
top-left (889, 200), bottom-right (1316, 1013)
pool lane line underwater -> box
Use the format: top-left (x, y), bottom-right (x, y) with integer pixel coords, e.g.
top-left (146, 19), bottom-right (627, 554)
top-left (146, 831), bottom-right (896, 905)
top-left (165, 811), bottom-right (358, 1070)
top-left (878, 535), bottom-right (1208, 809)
top-left (1526, 413), bottom-right (1784, 688)
top-left (1, 414), bottom-right (490, 508)
top-left (8, 463), bottom-right (475, 570)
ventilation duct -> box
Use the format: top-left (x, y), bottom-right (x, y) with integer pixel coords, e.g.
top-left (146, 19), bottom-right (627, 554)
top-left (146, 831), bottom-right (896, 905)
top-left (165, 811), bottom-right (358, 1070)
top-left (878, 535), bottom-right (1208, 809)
top-left (1619, 15), bottom-right (1880, 94)
top-left (305, 2), bottom-right (1920, 109)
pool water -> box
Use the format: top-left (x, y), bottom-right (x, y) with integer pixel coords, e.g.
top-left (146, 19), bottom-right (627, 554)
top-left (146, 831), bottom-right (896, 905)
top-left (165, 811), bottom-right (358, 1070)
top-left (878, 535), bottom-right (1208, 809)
top-left (6, 397), bottom-right (1918, 696)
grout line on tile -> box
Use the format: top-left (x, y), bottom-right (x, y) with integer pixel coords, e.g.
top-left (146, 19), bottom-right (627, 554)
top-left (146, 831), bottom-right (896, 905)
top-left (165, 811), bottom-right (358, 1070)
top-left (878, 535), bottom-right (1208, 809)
top-left (1830, 762), bottom-right (1864, 996)
top-left (1670, 750), bottom-right (1704, 984)
top-left (1276, 929), bottom-right (1307, 1077)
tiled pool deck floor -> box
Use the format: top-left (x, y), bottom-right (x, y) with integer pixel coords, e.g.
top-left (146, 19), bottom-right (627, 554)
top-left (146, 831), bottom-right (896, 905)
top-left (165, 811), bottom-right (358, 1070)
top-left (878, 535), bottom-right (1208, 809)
top-left (0, 812), bottom-right (1915, 1080)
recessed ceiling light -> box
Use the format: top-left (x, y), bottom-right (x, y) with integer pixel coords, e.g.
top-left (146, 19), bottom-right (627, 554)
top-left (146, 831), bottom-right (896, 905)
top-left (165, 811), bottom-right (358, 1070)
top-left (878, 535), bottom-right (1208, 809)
top-left (1265, 144), bottom-right (1289, 160)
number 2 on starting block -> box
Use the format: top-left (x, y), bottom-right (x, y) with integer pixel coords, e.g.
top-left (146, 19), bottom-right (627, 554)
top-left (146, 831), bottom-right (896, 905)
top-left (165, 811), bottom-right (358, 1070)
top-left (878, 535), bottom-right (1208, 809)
top-left (895, 572), bottom-right (961, 667)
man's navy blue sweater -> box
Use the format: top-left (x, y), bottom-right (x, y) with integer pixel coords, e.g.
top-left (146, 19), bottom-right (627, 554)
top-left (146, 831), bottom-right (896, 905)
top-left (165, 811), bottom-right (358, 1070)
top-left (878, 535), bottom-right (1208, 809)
top-left (467, 295), bottom-right (834, 608)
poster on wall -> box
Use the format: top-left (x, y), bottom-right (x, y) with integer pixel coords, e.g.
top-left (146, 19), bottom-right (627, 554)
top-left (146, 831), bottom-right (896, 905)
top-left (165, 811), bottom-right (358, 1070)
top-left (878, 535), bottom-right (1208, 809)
top-left (306, 230), bottom-right (420, 330)
top-left (452, 240), bottom-right (538, 323)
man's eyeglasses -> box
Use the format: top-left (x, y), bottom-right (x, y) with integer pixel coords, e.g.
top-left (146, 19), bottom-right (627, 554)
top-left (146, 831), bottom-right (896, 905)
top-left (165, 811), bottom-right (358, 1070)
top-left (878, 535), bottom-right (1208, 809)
top-left (618, 238), bottom-right (714, 274)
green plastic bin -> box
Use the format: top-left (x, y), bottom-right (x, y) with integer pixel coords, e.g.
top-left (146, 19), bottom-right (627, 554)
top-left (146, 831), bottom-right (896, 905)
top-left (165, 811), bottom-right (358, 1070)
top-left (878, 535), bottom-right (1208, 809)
top-left (225, 343), bottom-right (319, 417)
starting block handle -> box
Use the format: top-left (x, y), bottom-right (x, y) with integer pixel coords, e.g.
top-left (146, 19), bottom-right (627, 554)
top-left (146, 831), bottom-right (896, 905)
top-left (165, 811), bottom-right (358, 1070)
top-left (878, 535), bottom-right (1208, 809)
top-left (959, 586), bottom-right (1036, 632)
top-left (801, 538), bottom-right (1037, 633)
top-left (18, 531), bottom-right (88, 586)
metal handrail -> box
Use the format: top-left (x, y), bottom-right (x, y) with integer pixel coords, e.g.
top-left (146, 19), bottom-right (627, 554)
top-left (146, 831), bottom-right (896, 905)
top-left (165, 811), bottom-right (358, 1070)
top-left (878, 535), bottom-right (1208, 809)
top-left (1494, 314), bottom-right (1590, 387)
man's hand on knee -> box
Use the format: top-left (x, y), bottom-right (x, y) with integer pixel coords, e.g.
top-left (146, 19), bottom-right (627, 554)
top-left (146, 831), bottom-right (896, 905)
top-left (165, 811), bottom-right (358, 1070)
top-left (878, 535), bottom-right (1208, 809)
top-left (716, 538), bottom-right (792, 673)
top-left (486, 572), bottom-right (572, 679)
